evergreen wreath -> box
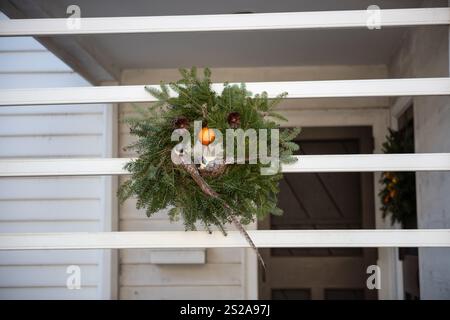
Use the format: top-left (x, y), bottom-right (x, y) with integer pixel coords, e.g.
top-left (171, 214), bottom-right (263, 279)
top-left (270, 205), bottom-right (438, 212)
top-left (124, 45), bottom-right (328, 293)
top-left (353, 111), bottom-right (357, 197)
top-left (379, 125), bottom-right (416, 227)
top-left (118, 67), bottom-right (300, 267)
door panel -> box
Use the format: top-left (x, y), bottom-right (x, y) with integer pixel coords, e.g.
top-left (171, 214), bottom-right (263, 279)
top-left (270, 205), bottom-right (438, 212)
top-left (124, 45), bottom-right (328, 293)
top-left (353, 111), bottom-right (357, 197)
top-left (272, 289), bottom-right (311, 300)
top-left (259, 127), bottom-right (377, 300)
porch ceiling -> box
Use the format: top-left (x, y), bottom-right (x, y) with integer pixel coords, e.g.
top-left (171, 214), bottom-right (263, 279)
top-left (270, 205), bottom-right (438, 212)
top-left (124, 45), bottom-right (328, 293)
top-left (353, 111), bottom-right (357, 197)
top-left (1, 0), bottom-right (447, 84)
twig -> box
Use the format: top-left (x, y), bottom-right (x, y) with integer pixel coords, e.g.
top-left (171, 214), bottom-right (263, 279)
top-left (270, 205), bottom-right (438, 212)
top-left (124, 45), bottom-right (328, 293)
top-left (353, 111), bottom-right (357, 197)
top-left (179, 157), bottom-right (266, 272)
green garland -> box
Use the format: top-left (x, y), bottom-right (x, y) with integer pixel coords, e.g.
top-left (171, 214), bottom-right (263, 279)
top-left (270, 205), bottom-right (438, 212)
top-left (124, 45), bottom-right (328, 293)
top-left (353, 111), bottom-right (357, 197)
top-left (118, 67), bottom-right (300, 234)
top-left (379, 125), bottom-right (416, 227)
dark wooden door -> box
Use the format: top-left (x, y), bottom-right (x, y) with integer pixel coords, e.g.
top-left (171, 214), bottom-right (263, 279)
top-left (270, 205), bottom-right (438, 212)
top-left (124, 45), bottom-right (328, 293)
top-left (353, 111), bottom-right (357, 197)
top-left (259, 127), bottom-right (377, 300)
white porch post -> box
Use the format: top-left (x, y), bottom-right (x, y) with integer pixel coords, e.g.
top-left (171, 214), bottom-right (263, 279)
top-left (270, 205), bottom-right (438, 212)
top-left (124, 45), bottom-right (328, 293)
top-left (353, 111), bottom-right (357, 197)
top-left (99, 81), bottom-right (119, 300)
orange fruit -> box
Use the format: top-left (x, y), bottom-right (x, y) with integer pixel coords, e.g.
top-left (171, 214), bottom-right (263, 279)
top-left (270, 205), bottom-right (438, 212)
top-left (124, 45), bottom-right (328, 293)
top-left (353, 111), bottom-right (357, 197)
top-left (198, 127), bottom-right (215, 146)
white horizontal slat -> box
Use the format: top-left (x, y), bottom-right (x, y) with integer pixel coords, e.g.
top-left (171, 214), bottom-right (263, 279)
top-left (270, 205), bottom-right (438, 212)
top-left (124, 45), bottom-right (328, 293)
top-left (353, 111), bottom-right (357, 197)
top-left (120, 263), bottom-right (240, 286)
top-left (1, 230), bottom-right (449, 250)
top-left (0, 8), bottom-right (448, 36)
top-left (0, 154), bottom-right (449, 177)
top-left (1, 78), bottom-right (449, 106)
top-left (282, 153), bottom-right (450, 173)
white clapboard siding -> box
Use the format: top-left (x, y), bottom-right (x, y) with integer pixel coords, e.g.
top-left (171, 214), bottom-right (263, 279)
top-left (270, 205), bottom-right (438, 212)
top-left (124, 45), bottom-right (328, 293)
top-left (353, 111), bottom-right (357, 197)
top-left (120, 249), bottom-right (205, 265)
top-left (0, 265), bottom-right (98, 287)
top-left (120, 264), bottom-right (241, 287)
top-left (0, 12), bottom-right (106, 300)
top-left (0, 221), bottom-right (100, 233)
top-left (121, 218), bottom-right (187, 231)
top-left (2, 135), bottom-right (103, 157)
top-left (0, 136), bottom-right (104, 158)
top-left (206, 248), bottom-right (242, 264)
top-left (120, 285), bottom-right (242, 300)
top-left (0, 114), bottom-right (104, 135)
top-left (0, 287), bottom-right (99, 300)
top-left (119, 248), bottom-right (239, 264)
top-left (0, 104), bottom-right (104, 115)
top-left (0, 199), bottom-right (101, 221)
top-left (0, 73), bottom-right (103, 90)
top-left (0, 250), bottom-right (99, 265)
top-left (119, 198), bottom-right (170, 220)
top-left (0, 177), bottom-right (103, 198)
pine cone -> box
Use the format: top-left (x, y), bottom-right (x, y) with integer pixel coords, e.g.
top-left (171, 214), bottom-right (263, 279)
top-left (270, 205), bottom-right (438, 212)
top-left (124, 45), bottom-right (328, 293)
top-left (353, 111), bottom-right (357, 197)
top-left (227, 112), bottom-right (241, 129)
top-left (173, 116), bottom-right (189, 129)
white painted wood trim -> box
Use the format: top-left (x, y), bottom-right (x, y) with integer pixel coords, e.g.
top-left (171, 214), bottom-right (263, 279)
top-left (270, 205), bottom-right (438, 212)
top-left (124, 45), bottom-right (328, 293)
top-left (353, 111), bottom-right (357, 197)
top-left (0, 154), bottom-right (449, 177)
top-left (1, 78), bottom-right (449, 106)
top-left (390, 97), bottom-right (413, 130)
top-left (0, 8), bottom-right (448, 36)
top-left (391, 97), bottom-right (413, 120)
top-left (99, 100), bottom-right (119, 300)
top-left (1, 230), bottom-right (449, 250)
top-left (387, 97), bottom-right (413, 298)
top-left (388, 97), bottom-right (416, 298)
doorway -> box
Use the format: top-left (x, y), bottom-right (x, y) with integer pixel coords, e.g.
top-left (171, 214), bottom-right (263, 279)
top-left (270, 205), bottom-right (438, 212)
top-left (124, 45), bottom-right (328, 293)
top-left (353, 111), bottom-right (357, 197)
top-left (259, 126), bottom-right (377, 300)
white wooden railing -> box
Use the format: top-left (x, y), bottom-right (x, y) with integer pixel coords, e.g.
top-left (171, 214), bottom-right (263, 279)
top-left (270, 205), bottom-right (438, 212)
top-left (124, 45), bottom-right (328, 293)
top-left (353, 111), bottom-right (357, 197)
top-left (1, 7), bottom-right (450, 250)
